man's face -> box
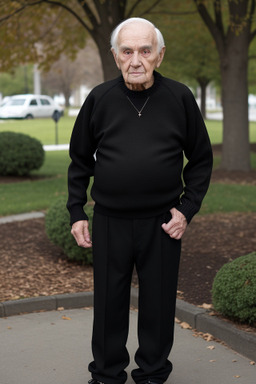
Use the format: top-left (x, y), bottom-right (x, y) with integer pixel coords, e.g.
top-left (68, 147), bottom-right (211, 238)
top-left (112, 22), bottom-right (165, 91)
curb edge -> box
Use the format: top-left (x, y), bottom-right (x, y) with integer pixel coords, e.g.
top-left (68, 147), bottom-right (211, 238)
top-left (1, 288), bottom-right (255, 361)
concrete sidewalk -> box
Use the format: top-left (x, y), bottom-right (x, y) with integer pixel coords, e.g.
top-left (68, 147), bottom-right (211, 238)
top-left (1, 290), bottom-right (256, 362)
top-left (0, 307), bottom-right (255, 384)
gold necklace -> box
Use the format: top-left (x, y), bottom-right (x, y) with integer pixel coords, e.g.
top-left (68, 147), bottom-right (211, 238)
top-left (126, 96), bottom-right (150, 117)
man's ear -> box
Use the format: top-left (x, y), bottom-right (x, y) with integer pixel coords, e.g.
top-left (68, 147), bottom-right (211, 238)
top-left (156, 46), bottom-right (166, 68)
top-left (111, 48), bottom-right (120, 69)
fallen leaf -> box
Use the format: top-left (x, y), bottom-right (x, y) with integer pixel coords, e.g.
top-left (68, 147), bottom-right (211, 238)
top-left (250, 361), bottom-right (255, 365)
top-left (199, 303), bottom-right (213, 310)
top-left (233, 375), bottom-right (241, 378)
top-left (57, 307), bottom-right (64, 311)
top-left (11, 296), bottom-right (20, 300)
top-left (204, 333), bottom-right (214, 342)
top-left (232, 360), bottom-right (237, 363)
top-left (207, 345), bottom-right (215, 350)
top-left (209, 360), bottom-right (216, 363)
top-left (180, 322), bottom-right (192, 329)
top-left (62, 315), bottom-right (71, 320)
top-left (192, 330), bottom-right (215, 342)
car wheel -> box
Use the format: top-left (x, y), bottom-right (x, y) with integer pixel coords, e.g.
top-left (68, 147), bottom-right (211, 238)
top-left (25, 114), bottom-right (34, 119)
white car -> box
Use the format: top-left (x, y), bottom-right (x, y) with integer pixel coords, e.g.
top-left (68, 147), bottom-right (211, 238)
top-left (0, 94), bottom-right (64, 119)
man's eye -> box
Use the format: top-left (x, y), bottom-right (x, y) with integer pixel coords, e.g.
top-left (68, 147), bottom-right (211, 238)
top-left (124, 50), bottom-right (132, 55)
top-left (142, 49), bottom-right (150, 55)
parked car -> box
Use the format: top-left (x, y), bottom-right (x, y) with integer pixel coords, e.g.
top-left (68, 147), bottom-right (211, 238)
top-left (0, 94), bottom-right (64, 119)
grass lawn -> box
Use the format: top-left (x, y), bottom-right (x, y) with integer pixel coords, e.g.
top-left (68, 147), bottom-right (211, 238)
top-left (0, 151), bottom-right (69, 216)
top-left (200, 183), bottom-right (256, 215)
top-left (0, 115), bottom-right (75, 145)
top-left (1, 115), bottom-right (256, 145)
top-left (206, 119), bottom-right (256, 144)
top-left (0, 117), bottom-right (255, 217)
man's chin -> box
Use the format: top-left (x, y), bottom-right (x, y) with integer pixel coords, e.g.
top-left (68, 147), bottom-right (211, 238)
top-left (125, 76), bottom-right (149, 91)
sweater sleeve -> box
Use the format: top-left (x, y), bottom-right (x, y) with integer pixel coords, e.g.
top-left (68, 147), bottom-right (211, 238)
top-left (175, 88), bottom-right (213, 223)
top-left (66, 94), bottom-right (96, 225)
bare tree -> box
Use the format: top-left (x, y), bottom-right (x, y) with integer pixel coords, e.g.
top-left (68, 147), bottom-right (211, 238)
top-left (42, 38), bottom-right (103, 106)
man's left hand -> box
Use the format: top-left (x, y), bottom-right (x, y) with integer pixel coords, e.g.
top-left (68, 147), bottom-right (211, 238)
top-left (161, 207), bottom-right (187, 240)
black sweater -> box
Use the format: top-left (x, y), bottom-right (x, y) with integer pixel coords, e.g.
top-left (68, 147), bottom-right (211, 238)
top-left (67, 71), bottom-right (213, 225)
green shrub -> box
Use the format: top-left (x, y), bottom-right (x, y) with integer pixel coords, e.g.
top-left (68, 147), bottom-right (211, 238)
top-left (212, 252), bottom-right (256, 324)
top-left (45, 197), bottom-right (93, 264)
top-left (0, 131), bottom-right (45, 176)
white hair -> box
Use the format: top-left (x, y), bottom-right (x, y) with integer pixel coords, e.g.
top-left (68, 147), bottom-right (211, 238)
top-left (110, 17), bottom-right (165, 54)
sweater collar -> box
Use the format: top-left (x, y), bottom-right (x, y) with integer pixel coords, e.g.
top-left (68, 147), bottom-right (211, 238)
top-left (119, 70), bottom-right (162, 98)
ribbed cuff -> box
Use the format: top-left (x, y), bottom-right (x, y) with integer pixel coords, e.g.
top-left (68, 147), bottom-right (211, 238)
top-left (175, 199), bottom-right (198, 224)
top-left (68, 204), bottom-right (89, 226)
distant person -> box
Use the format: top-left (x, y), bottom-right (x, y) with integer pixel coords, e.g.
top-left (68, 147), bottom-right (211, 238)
top-left (67, 17), bottom-right (213, 384)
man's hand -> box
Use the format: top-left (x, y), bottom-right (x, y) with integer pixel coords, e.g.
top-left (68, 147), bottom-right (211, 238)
top-left (161, 208), bottom-right (187, 240)
top-left (71, 220), bottom-right (92, 248)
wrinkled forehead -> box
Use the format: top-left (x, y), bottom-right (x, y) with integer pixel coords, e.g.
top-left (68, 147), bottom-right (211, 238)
top-left (117, 22), bottom-right (157, 50)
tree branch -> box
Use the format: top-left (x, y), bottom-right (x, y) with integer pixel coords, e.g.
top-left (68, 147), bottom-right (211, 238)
top-left (139, 0), bottom-right (164, 17)
top-left (0, 0), bottom-right (42, 23)
top-left (144, 10), bottom-right (198, 15)
top-left (126, 0), bottom-right (143, 18)
top-left (43, 0), bottom-right (93, 32)
top-left (249, 0), bottom-right (256, 43)
top-left (214, 0), bottom-right (224, 37)
top-left (0, 0), bottom-right (93, 33)
top-left (93, 0), bottom-right (106, 23)
top-left (126, 0), bottom-right (165, 18)
top-left (194, 0), bottom-right (225, 54)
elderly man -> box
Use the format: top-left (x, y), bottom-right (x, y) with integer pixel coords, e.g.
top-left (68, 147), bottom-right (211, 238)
top-left (67, 17), bottom-right (213, 384)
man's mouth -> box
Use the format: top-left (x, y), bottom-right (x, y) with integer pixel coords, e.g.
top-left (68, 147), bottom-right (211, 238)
top-left (129, 72), bottom-right (144, 75)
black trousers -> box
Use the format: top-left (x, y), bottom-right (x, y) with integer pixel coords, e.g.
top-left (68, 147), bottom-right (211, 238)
top-left (88, 211), bottom-right (181, 384)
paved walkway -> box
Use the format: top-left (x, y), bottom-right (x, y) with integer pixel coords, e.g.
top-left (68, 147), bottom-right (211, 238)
top-left (0, 308), bottom-right (255, 384)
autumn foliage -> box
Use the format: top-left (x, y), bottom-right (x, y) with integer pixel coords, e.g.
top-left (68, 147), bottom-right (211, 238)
top-left (212, 252), bottom-right (256, 325)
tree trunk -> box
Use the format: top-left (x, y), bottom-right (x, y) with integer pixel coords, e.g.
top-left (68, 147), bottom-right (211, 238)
top-left (64, 92), bottom-right (71, 108)
top-left (78, 0), bottom-right (124, 81)
top-left (200, 82), bottom-right (207, 120)
top-left (220, 33), bottom-right (250, 171)
top-left (197, 78), bottom-right (209, 119)
top-left (96, 38), bottom-right (120, 81)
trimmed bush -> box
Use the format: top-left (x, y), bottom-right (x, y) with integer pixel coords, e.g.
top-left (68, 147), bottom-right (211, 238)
top-left (45, 197), bottom-right (93, 264)
top-left (212, 252), bottom-right (256, 324)
top-left (0, 131), bottom-right (45, 176)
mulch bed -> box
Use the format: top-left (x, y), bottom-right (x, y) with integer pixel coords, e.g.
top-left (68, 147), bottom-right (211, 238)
top-left (0, 212), bottom-right (255, 307)
top-left (0, 143), bottom-right (255, 315)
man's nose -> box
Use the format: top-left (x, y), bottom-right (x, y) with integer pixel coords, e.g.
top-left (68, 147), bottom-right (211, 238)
top-left (131, 51), bottom-right (141, 66)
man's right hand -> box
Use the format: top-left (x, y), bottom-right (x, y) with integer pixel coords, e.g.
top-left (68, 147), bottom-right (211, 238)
top-left (71, 220), bottom-right (92, 248)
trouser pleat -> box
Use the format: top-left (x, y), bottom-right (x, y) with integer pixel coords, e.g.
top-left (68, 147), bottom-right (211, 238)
top-left (89, 213), bottom-right (134, 384)
top-left (131, 213), bottom-right (181, 384)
